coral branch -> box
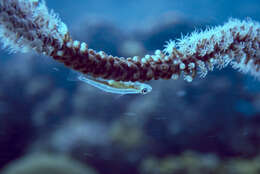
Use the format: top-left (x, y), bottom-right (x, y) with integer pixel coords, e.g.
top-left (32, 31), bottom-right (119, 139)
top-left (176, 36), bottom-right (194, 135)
top-left (0, 0), bottom-right (67, 54)
top-left (1, 0), bottom-right (260, 83)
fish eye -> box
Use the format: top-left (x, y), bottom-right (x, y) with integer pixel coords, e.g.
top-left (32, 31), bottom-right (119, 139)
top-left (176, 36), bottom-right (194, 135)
top-left (141, 87), bottom-right (148, 94)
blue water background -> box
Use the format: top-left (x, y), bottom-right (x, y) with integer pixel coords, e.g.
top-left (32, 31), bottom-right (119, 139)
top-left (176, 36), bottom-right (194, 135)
top-left (0, 0), bottom-right (260, 174)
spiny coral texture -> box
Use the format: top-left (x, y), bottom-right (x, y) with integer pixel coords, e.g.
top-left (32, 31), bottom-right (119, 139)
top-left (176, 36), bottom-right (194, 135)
top-left (53, 18), bottom-right (260, 82)
top-left (170, 19), bottom-right (260, 80)
top-left (0, 0), bottom-right (67, 54)
top-left (0, 0), bottom-right (260, 82)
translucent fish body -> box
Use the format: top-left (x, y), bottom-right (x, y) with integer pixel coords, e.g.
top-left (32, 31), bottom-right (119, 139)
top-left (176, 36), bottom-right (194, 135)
top-left (78, 75), bottom-right (152, 95)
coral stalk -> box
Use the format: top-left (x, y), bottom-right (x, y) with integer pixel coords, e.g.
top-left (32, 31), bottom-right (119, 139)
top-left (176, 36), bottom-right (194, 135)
top-left (1, 0), bottom-right (260, 83)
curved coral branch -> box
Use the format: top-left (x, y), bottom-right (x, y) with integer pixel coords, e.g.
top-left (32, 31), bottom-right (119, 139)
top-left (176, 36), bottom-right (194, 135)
top-left (1, 0), bottom-right (260, 83)
top-left (52, 19), bottom-right (260, 82)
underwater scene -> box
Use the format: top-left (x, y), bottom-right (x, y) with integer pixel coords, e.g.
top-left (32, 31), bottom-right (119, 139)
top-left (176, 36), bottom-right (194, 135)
top-left (1, 0), bottom-right (260, 174)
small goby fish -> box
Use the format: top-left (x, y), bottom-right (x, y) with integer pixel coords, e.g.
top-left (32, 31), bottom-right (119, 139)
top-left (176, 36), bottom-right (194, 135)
top-left (78, 75), bottom-right (152, 95)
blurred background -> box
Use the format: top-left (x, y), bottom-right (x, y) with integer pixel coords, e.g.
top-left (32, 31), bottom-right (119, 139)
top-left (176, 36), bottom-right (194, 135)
top-left (0, 0), bottom-right (260, 174)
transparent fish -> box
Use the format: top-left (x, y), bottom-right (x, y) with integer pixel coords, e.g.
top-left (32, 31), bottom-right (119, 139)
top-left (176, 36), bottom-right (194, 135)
top-left (68, 71), bottom-right (152, 95)
top-left (78, 75), bottom-right (152, 95)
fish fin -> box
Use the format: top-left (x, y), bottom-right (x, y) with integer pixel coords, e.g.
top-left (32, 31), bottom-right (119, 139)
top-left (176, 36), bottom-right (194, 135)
top-left (67, 70), bottom-right (81, 81)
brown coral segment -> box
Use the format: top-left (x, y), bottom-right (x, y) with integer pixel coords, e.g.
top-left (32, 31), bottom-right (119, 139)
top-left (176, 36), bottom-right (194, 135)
top-left (51, 19), bottom-right (260, 82)
top-left (51, 37), bottom-right (181, 82)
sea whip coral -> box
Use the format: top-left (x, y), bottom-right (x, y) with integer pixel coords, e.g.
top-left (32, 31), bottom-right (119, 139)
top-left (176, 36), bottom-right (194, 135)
top-left (0, 0), bottom-right (259, 84)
